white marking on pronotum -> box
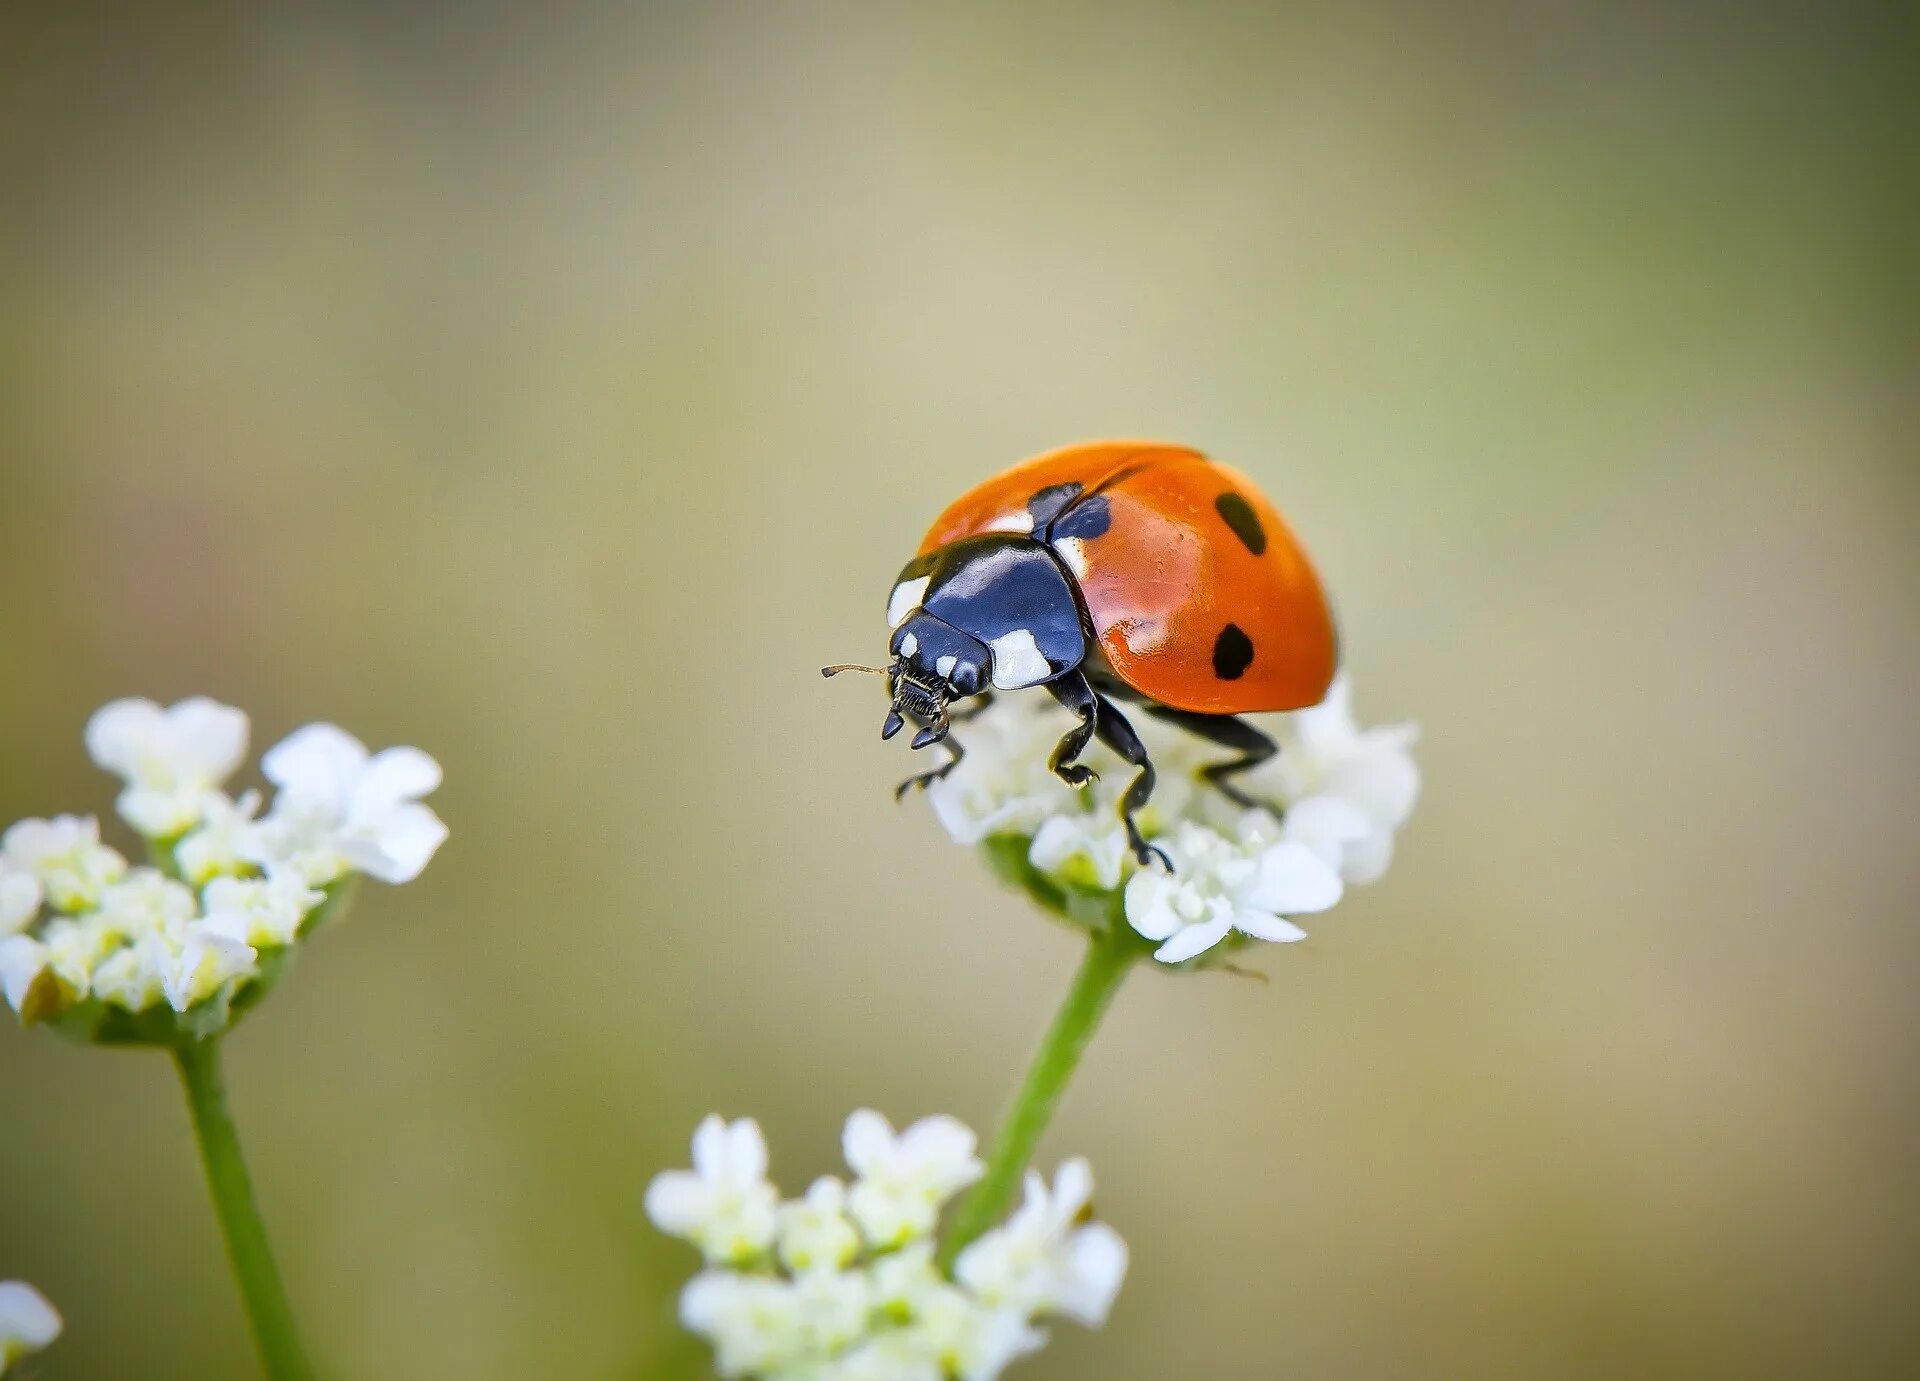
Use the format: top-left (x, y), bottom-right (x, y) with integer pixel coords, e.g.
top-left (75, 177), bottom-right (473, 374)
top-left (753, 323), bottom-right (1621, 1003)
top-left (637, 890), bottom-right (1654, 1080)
top-left (985, 511), bottom-right (1035, 535)
top-left (1054, 536), bottom-right (1091, 579)
top-left (888, 576), bottom-right (931, 628)
top-left (988, 628), bottom-right (1052, 689)
top-left (897, 631), bottom-right (918, 657)
top-left (935, 654), bottom-right (957, 679)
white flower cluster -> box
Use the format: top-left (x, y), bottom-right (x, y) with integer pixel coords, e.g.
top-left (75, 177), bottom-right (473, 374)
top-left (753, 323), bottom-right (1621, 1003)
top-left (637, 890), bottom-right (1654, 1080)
top-left (0, 697), bottom-right (447, 1033)
top-left (646, 1112), bottom-right (1126, 1380)
top-left (0, 1281), bottom-right (60, 1375)
top-left (925, 676), bottom-right (1418, 965)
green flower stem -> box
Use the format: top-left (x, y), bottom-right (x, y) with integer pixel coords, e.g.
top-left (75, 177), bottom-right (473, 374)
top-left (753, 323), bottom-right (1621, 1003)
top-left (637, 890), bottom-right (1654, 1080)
top-left (173, 1038), bottom-right (317, 1381)
top-left (940, 927), bottom-right (1136, 1267)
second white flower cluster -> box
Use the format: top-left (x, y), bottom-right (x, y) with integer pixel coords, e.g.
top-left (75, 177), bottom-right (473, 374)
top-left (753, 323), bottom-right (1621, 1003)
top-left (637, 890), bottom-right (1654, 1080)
top-left (0, 697), bottom-right (447, 1036)
top-left (646, 1112), bottom-right (1125, 1381)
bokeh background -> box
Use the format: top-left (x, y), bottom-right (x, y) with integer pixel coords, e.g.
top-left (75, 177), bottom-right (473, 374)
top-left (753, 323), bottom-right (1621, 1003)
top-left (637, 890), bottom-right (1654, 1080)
top-left (2, 3), bottom-right (1915, 1378)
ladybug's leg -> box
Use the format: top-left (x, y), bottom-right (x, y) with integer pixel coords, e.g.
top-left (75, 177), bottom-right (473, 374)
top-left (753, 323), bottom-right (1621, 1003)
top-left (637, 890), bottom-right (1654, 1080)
top-left (1087, 692), bottom-right (1174, 873)
top-left (1044, 676), bottom-right (1100, 789)
top-left (894, 731), bottom-right (963, 800)
top-left (1143, 706), bottom-right (1280, 812)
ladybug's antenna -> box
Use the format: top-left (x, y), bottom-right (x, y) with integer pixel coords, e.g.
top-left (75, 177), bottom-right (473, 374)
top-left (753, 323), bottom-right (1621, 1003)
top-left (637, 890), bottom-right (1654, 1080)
top-left (820, 663), bottom-right (891, 678)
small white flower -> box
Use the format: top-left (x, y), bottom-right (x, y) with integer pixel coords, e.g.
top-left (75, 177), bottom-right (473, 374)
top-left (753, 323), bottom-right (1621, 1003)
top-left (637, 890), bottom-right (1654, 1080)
top-left (151, 917), bottom-right (258, 1013)
top-left (826, 1334), bottom-right (945, 1381)
top-left (1124, 815), bottom-right (1343, 963)
top-left (85, 696), bottom-right (250, 838)
top-left (0, 872), bottom-right (40, 938)
top-left (95, 868), bottom-right (198, 939)
top-left (925, 701), bottom-right (1079, 847)
top-left (787, 1267), bottom-right (871, 1358)
top-left (175, 790), bottom-right (263, 886)
top-left (911, 1284), bottom-right (1048, 1381)
top-left (679, 1272), bottom-right (803, 1378)
top-left (1026, 813), bottom-right (1131, 892)
top-left (89, 937), bottom-right (170, 1013)
top-left (0, 936), bottom-right (51, 1014)
top-left (646, 1116), bottom-right (780, 1266)
top-left (0, 1281), bottom-right (61, 1372)
top-left (248, 725), bottom-right (448, 885)
top-left (1, 816), bottom-right (127, 913)
top-left (842, 1110), bottom-right (984, 1249)
top-left (777, 1177), bottom-right (861, 1274)
top-left (955, 1158), bottom-right (1128, 1328)
top-left (36, 915), bottom-right (122, 997)
top-left (199, 874), bottom-right (324, 950)
top-left (1261, 674), bottom-right (1419, 884)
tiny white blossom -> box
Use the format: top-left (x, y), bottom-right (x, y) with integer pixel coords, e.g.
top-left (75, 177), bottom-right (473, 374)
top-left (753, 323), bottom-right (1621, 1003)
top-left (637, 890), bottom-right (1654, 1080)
top-left (1124, 815), bottom-right (1343, 964)
top-left (1261, 674), bottom-right (1420, 884)
top-left (36, 915), bottom-right (121, 997)
top-left (680, 1272), bottom-right (803, 1378)
top-left (248, 725), bottom-right (448, 885)
top-left (146, 915), bottom-right (258, 1013)
top-left (1, 816), bottom-right (127, 913)
top-left (777, 1177), bottom-right (861, 1274)
top-left (200, 874), bottom-right (324, 950)
top-left (825, 1334), bottom-right (945, 1381)
top-left (955, 1158), bottom-right (1128, 1328)
top-left (842, 1110), bottom-right (984, 1249)
top-left (175, 791), bottom-right (263, 886)
top-left (787, 1268), bottom-right (872, 1359)
top-left (0, 1281), bottom-right (61, 1373)
top-left (85, 696), bottom-right (250, 838)
top-left (89, 937), bottom-right (170, 1013)
top-left (1026, 813), bottom-right (1130, 892)
top-left (95, 868), bottom-right (198, 939)
top-left (911, 1284), bottom-right (1047, 1381)
top-left (0, 873), bottom-right (40, 938)
top-left (0, 936), bottom-right (50, 1014)
top-left (924, 702), bottom-right (1077, 847)
top-left (646, 1116), bottom-right (780, 1266)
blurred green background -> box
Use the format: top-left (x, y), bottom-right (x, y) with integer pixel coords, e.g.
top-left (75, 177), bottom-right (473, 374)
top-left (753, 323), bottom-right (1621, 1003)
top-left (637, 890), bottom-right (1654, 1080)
top-left (2, 3), bottom-right (1915, 1378)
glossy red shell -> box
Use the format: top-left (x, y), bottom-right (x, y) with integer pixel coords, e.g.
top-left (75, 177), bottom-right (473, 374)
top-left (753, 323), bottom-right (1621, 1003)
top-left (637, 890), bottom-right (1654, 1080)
top-left (918, 441), bottom-right (1338, 714)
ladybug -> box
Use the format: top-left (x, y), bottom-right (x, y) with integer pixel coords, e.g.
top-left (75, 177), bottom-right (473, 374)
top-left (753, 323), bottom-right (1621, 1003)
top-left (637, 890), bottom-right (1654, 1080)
top-left (825, 441), bottom-right (1338, 869)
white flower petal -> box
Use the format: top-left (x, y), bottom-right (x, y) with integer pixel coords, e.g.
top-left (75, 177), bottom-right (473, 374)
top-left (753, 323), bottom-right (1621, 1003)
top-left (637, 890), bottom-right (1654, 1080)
top-left (169, 697), bottom-right (251, 781)
top-left (0, 1280), bottom-right (62, 1361)
top-left (1151, 914), bottom-right (1233, 964)
top-left (841, 1109), bottom-right (892, 1176)
top-left (262, 723), bottom-right (370, 804)
top-left (353, 746), bottom-right (443, 808)
top-left (1232, 909), bottom-right (1309, 943)
top-left (1246, 841), bottom-right (1344, 916)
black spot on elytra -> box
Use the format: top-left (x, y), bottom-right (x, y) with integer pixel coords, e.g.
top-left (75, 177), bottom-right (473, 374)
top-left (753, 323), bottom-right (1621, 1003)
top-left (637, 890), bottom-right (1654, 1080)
top-left (1051, 494), bottom-right (1111, 542)
top-left (1214, 492), bottom-right (1267, 555)
top-left (1027, 483), bottom-right (1084, 530)
top-left (1213, 623), bottom-right (1255, 679)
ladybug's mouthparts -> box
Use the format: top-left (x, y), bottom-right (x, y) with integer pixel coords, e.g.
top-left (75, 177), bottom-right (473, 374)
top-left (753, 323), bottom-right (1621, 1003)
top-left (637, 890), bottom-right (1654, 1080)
top-left (892, 675), bottom-right (948, 725)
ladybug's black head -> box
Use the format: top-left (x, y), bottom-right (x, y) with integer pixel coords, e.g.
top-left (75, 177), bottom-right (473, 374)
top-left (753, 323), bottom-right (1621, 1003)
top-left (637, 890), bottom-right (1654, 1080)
top-left (879, 611), bottom-right (990, 749)
top-left (822, 609), bottom-right (991, 752)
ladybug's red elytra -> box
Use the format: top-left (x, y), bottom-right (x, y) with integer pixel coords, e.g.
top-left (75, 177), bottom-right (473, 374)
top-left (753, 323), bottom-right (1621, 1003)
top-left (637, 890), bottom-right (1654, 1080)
top-left (825, 441), bottom-right (1338, 869)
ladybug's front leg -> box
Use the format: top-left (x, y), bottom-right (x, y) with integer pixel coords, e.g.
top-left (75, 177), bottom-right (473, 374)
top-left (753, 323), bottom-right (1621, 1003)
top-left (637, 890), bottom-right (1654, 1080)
top-left (894, 730), bottom-right (963, 800)
top-left (1044, 675), bottom-right (1101, 789)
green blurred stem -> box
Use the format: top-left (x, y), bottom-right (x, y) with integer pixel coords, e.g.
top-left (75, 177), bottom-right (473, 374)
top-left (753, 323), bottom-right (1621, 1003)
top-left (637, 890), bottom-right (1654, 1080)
top-left (174, 1038), bottom-right (318, 1381)
top-left (940, 928), bottom-right (1135, 1267)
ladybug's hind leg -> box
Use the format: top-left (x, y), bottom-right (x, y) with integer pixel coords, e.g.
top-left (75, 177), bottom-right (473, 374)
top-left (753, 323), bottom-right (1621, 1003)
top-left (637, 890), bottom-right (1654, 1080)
top-left (1143, 705), bottom-right (1281, 814)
